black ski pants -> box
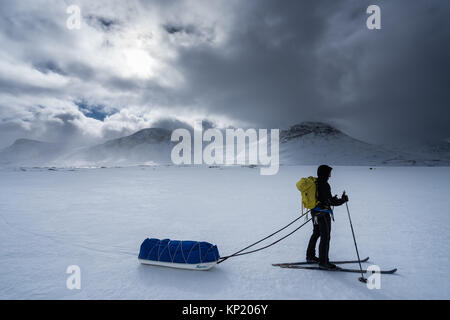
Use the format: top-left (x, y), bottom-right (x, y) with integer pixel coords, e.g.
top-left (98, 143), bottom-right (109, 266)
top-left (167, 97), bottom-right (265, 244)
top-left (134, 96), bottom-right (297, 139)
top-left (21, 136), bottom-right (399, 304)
top-left (306, 211), bottom-right (332, 264)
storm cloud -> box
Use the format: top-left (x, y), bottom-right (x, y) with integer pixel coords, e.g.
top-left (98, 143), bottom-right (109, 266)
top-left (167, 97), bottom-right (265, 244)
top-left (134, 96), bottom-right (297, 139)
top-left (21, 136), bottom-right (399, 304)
top-left (0, 0), bottom-right (449, 148)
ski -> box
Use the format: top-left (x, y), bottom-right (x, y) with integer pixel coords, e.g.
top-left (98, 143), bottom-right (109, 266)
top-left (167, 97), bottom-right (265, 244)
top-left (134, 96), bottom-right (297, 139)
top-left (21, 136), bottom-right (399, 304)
top-left (277, 264), bottom-right (397, 274)
top-left (272, 256), bottom-right (369, 267)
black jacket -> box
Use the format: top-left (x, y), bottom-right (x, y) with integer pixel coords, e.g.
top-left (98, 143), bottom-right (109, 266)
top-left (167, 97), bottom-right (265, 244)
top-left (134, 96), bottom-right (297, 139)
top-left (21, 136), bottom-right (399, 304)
top-left (315, 165), bottom-right (346, 210)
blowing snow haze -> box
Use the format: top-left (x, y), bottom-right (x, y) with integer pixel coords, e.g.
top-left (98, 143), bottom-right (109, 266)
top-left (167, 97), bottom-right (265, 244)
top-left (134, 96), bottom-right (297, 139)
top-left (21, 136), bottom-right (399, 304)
top-left (0, 1), bottom-right (449, 154)
top-left (1, 121), bottom-right (449, 167)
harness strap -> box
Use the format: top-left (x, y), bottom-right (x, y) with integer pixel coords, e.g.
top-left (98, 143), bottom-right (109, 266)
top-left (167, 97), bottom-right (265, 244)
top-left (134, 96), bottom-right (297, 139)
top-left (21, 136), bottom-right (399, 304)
top-left (312, 206), bottom-right (334, 221)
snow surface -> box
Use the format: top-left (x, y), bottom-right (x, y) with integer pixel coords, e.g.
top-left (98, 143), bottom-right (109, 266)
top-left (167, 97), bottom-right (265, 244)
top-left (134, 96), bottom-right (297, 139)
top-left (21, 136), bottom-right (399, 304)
top-left (0, 165), bottom-right (449, 299)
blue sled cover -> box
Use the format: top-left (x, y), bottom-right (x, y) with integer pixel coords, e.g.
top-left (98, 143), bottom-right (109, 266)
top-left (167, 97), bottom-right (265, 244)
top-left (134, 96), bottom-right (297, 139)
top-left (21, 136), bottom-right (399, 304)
top-left (138, 238), bottom-right (220, 264)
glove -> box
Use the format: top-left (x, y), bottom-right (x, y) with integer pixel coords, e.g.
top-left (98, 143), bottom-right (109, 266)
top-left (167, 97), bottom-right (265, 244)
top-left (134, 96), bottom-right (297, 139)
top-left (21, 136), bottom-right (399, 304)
top-left (341, 191), bottom-right (349, 203)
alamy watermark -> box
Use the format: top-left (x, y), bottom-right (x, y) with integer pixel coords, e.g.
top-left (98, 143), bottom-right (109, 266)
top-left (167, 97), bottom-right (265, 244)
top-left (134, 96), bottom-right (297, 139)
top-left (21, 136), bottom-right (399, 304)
top-left (66, 5), bottom-right (82, 30)
top-left (66, 265), bottom-right (81, 290)
top-left (171, 121), bottom-right (279, 175)
top-left (66, 4), bottom-right (381, 31)
top-left (367, 5), bottom-right (381, 30)
top-left (366, 265), bottom-right (382, 289)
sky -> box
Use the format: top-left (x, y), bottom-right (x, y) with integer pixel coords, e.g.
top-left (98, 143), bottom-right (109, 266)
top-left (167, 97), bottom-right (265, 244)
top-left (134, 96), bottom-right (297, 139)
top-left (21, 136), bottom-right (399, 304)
top-left (0, 0), bottom-right (449, 149)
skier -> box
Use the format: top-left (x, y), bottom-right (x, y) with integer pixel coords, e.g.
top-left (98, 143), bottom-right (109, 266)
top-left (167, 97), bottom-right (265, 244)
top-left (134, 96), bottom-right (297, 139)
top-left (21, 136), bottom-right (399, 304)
top-left (306, 165), bottom-right (348, 270)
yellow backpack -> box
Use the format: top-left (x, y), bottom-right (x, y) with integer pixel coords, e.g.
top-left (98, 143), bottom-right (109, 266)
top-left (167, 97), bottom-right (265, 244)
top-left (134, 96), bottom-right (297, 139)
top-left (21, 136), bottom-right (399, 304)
top-left (296, 176), bottom-right (318, 219)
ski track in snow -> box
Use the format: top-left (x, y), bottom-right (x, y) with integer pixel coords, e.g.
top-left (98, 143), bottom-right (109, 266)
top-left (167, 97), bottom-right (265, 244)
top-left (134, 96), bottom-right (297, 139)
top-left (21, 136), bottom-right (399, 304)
top-left (0, 165), bottom-right (449, 299)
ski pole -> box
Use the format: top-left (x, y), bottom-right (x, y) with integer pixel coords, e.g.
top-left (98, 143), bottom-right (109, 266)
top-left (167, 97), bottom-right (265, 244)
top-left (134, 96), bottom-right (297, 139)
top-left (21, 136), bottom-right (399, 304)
top-left (344, 193), bottom-right (367, 283)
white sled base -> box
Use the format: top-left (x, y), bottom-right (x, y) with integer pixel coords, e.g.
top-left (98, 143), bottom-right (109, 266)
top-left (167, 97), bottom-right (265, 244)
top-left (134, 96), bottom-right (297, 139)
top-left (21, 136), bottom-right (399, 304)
top-left (139, 258), bottom-right (217, 271)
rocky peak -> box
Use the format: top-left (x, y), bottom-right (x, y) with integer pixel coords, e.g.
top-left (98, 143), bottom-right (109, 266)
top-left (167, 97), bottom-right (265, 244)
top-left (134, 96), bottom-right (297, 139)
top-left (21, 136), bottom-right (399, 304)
top-left (280, 122), bottom-right (342, 142)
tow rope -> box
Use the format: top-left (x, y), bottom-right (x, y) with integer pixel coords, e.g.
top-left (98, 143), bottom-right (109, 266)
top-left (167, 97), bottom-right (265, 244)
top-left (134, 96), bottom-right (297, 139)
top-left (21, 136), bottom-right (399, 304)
top-left (217, 210), bottom-right (312, 264)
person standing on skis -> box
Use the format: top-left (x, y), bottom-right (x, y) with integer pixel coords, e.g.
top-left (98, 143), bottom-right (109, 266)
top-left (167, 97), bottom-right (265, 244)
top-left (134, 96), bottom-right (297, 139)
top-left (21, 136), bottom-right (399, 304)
top-left (306, 165), bottom-right (348, 270)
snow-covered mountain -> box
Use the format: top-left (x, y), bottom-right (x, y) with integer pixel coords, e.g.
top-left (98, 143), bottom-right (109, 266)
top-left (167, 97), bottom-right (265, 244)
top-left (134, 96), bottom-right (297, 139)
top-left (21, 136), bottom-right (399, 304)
top-left (66, 128), bottom-right (175, 166)
top-left (0, 139), bottom-right (63, 166)
top-left (279, 122), bottom-right (426, 166)
top-left (1, 122), bottom-right (449, 167)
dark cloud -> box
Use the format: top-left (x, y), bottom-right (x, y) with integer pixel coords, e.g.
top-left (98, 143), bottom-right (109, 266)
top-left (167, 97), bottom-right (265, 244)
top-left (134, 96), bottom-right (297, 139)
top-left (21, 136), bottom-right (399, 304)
top-left (163, 24), bottom-right (195, 35)
top-left (85, 15), bottom-right (121, 31)
top-left (64, 61), bottom-right (96, 81)
top-left (0, 0), bottom-right (449, 149)
top-left (33, 61), bottom-right (67, 76)
top-left (150, 117), bottom-right (193, 131)
top-left (167, 0), bottom-right (450, 144)
top-left (346, 1), bottom-right (450, 144)
top-left (171, 1), bottom-right (345, 121)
